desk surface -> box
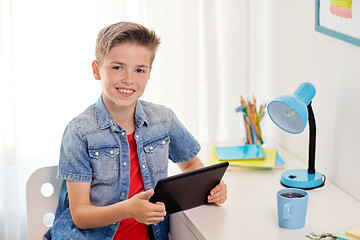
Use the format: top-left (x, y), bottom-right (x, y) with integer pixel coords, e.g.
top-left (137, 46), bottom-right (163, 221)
top-left (168, 142), bottom-right (360, 240)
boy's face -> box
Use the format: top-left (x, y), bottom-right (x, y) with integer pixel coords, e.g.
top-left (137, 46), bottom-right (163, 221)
top-left (92, 43), bottom-right (151, 115)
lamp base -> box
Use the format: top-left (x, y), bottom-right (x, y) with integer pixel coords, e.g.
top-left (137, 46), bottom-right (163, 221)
top-left (281, 169), bottom-right (324, 190)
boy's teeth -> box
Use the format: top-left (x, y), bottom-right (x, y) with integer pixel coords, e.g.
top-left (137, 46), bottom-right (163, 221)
top-left (119, 89), bottom-right (134, 94)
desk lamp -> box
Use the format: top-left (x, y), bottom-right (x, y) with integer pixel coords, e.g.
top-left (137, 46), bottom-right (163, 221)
top-left (267, 82), bottom-right (325, 189)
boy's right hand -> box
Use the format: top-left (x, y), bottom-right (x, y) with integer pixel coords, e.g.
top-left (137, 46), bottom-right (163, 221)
top-left (127, 189), bottom-right (166, 225)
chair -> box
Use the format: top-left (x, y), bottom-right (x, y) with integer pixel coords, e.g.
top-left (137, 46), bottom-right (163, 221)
top-left (26, 166), bottom-right (62, 240)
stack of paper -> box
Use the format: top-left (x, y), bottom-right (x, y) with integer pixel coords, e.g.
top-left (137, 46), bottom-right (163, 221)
top-left (209, 144), bottom-right (285, 168)
top-left (215, 144), bottom-right (265, 160)
top-left (334, 227), bottom-right (360, 240)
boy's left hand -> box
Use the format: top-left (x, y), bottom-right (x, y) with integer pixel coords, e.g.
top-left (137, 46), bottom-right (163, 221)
top-left (207, 180), bottom-right (227, 204)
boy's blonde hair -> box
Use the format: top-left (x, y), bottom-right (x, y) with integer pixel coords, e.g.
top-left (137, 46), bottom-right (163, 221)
top-left (95, 22), bottom-right (161, 67)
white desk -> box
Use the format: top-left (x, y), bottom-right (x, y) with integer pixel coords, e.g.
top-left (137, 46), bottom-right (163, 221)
top-left (168, 142), bottom-right (360, 240)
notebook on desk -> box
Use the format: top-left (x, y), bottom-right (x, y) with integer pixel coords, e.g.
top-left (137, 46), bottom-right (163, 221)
top-left (215, 144), bottom-right (265, 160)
top-left (149, 162), bottom-right (229, 214)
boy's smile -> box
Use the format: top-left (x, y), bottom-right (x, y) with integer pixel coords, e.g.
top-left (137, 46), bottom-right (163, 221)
top-left (118, 88), bottom-right (135, 95)
top-left (92, 43), bottom-right (152, 117)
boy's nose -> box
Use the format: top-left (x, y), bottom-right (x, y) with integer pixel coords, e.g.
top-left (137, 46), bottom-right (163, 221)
top-left (121, 72), bottom-right (133, 84)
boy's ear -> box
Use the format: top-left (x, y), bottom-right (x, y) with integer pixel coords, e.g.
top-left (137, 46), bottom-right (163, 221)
top-left (92, 60), bottom-right (101, 80)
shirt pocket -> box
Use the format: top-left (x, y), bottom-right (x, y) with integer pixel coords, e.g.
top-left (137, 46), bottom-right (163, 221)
top-left (144, 135), bottom-right (170, 174)
top-left (89, 147), bottom-right (119, 182)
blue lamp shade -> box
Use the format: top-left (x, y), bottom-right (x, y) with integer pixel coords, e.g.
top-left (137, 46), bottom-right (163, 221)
top-left (267, 83), bottom-right (316, 134)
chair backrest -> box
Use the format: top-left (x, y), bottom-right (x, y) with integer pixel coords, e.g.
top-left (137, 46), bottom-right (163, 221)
top-left (26, 166), bottom-right (62, 240)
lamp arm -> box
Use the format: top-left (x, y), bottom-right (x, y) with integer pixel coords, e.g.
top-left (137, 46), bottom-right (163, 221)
top-left (307, 102), bottom-right (316, 174)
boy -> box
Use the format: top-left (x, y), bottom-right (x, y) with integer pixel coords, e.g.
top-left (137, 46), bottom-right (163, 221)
top-left (45, 22), bottom-right (227, 240)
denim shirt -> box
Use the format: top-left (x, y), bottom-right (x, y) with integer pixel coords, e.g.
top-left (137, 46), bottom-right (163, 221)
top-left (45, 96), bottom-right (201, 240)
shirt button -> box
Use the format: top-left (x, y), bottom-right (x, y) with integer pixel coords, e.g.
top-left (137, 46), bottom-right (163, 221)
top-left (110, 150), bottom-right (114, 154)
top-left (142, 165), bottom-right (146, 169)
top-left (123, 162), bottom-right (127, 166)
top-left (135, 135), bottom-right (139, 138)
top-left (149, 146), bottom-right (154, 150)
top-left (162, 140), bottom-right (166, 145)
top-left (121, 132), bottom-right (125, 136)
top-left (95, 152), bottom-right (99, 156)
top-left (121, 193), bottom-right (125, 197)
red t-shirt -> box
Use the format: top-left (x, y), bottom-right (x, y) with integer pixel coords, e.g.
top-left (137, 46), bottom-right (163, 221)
top-left (113, 132), bottom-right (150, 240)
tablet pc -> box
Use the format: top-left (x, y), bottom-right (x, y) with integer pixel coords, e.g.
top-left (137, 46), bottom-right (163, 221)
top-left (149, 162), bottom-right (229, 214)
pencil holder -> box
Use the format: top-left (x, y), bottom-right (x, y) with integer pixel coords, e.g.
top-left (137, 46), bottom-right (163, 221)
top-left (242, 110), bottom-right (266, 145)
top-left (236, 96), bottom-right (267, 146)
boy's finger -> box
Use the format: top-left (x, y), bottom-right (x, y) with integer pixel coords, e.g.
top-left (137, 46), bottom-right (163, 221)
top-left (156, 201), bottom-right (165, 206)
top-left (146, 216), bottom-right (165, 225)
top-left (138, 189), bottom-right (154, 200)
top-left (210, 181), bottom-right (227, 195)
top-left (152, 202), bottom-right (166, 213)
top-left (208, 186), bottom-right (227, 204)
top-left (151, 209), bottom-right (167, 217)
top-left (208, 193), bottom-right (226, 204)
top-left (208, 191), bottom-right (223, 201)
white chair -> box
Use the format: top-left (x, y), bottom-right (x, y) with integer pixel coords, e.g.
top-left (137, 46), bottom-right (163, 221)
top-left (26, 166), bottom-right (62, 240)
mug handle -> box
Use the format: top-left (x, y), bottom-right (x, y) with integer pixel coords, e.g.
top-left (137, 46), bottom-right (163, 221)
top-left (283, 203), bottom-right (292, 219)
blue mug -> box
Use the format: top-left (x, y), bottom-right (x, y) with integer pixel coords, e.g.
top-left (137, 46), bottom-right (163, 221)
top-left (277, 188), bottom-right (308, 229)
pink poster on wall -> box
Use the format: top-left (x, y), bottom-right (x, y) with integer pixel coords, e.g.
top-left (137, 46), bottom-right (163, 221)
top-left (319, 0), bottom-right (360, 40)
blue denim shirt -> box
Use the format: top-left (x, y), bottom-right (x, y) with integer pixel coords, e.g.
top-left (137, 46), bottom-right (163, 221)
top-left (45, 96), bottom-right (201, 240)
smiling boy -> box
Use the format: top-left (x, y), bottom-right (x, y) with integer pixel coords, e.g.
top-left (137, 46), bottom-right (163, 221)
top-left (45, 22), bottom-right (227, 240)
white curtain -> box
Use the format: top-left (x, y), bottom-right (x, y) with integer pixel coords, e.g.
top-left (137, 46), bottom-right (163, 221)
top-left (0, 0), bottom-right (249, 239)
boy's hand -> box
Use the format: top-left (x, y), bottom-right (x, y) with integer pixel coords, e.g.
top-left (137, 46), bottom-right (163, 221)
top-left (207, 180), bottom-right (227, 204)
top-left (127, 189), bottom-right (166, 225)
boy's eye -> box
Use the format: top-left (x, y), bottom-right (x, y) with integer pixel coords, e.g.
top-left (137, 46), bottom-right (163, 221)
top-left (112, 66), bottom-right (123, 70)
top-left (136, 69), bottom-right (146, 73)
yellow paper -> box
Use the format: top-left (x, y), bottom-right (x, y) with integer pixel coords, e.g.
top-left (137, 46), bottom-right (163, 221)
top-left (209, 147), bottom-right (277, 168)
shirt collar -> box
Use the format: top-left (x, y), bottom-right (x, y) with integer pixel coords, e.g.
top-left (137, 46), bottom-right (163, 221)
top-left (95, 96), bottom-right (148, 130)
top-left (135, 100), bottom-right (148, 127)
